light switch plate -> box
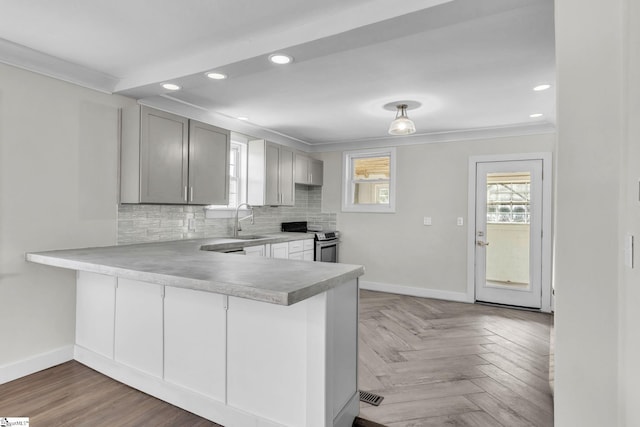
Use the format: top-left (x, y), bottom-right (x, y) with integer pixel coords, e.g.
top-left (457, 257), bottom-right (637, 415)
top-left (423, 217), bottom-right (432, 226)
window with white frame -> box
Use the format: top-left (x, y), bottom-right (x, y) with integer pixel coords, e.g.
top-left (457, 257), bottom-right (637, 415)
top-left (342, 147), bottom-right (396, 213)
top-left (207, 140), bottom-right (246, 209)
top-left (228, 143), bottom-right (241, 207)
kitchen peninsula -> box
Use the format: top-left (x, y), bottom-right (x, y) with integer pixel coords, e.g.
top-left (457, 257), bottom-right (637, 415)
top-left (26, 236), bottom-right (364, 427)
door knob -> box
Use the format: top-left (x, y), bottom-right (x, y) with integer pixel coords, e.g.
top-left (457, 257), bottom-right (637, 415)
top-left (476, 241), bottom-right (490, 247)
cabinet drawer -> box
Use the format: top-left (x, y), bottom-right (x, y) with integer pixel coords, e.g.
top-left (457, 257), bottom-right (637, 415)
top-left (288, 240), bottom-right (304, 253)
top-left (244, 245), bottom-right (266, 257)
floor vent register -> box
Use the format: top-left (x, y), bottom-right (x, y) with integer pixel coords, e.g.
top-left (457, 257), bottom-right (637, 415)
top-left (359, 390), bottom-right (384, 406)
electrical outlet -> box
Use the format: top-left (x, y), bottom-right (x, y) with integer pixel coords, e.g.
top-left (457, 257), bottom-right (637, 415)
top-left (423, 217), bottom-right (432, 226)
top-left (188, 218), bottom-right (196, 231)
top-left (457, 217), bottom-right (464, 226)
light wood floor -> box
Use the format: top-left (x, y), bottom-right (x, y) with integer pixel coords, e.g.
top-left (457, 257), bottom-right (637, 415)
top-left (358, 290), bottom-right (554, 426)
top-left (0, 290), bottom-right (553, 427)
top-left (0, 361), bottom-right (221, 427)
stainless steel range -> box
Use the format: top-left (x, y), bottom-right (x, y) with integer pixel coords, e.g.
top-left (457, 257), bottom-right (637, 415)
top-left (281, 221), bottom-right (340, 263)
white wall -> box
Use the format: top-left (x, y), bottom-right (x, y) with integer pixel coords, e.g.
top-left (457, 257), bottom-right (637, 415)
top-left (553, 0), bottom-right (638, 425)
top-left (319, 133), bottom-right (554, 299)
top-left (0, 63), bottom-right (135, 378)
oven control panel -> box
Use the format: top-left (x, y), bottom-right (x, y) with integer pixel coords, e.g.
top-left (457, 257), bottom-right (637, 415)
top-left (316, 231), bottom-right (340, 241)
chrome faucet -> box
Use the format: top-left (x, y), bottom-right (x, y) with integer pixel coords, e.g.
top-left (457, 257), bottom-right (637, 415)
top-left (234, 203), bottom-right (254, 237)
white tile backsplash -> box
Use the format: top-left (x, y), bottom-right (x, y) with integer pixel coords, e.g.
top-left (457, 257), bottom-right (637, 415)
top-left (117, 185), bottom-right (335, 244)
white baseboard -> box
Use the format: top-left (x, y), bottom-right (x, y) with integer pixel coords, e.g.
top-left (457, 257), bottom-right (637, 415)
top-left (0, 345), bottom-right (74, 385)
top-left (334, 391), bottom-right (359, 427)
top-left (359, 280), bottom-right (472, 303)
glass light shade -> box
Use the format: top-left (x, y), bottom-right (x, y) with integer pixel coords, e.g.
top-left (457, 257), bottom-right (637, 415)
top-left (388, 105), bottom-right (416, 135)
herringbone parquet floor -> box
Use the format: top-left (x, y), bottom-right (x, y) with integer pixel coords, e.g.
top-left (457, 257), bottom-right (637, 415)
top-left (0, 289), bottom-right (554, 426)
top-left (357, 290), bottom-right (554, 427)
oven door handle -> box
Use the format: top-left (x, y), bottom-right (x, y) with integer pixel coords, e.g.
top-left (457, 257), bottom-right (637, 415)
top-left (316, 239), bottom-right (340, 246)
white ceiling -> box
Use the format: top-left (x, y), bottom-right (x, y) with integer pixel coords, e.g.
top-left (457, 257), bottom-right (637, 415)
top-left (0, 0), bottom-right (555, 149)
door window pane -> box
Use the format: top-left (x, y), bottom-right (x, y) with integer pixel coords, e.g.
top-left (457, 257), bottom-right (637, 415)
top-left (487, 173), bottom-right (531, 224)
top-left (485, 172), bottom-right (531, 290)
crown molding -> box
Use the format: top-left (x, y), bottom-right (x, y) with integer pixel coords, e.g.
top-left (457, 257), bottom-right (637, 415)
top-left (0, 38), bottom-right (118, 93)
top-left (306, 122), bottom-right (556, 152)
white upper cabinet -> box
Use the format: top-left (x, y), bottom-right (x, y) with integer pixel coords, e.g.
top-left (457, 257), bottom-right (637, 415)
top-left (247, 139), bottom-right (294, 206)
top-left (294, 153), bottom-right (323, 186)
top-left (120, 105), bottom-right (229, 205)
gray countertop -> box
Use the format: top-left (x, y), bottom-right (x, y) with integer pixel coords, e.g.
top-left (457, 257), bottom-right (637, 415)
top-left (25, 233), bottom-right (364, 306)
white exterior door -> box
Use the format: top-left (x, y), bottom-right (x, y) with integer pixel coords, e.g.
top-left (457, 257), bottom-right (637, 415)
top-left (474, 159), bottom-right (544, 308)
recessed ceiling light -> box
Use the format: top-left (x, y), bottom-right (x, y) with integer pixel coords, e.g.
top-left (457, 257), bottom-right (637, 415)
top-left (269, 54), bottom-right (293, 65)
top-left (162, 83), bottom-right (181, 91)
top-left (533, 84), bottom-right (551, 91)
top-left (206, 72), bottom-right (227, 80)
top-left (530, 113), bottom-right (543, 118)
top-left (237, 117), bottom-right (249, 121)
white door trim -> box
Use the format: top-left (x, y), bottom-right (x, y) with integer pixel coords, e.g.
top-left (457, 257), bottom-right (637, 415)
top-left (466, 152), bottom-right (553, 312)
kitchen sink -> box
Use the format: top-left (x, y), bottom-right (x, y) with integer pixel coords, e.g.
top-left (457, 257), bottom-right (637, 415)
top-left (220, 248), bottom-right (246, 254)
top-left (232, 235), bottom-right (268, 240)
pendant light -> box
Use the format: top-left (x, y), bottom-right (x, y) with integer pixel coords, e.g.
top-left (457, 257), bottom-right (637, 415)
top-left (388, 104), bottom-right (416, 135)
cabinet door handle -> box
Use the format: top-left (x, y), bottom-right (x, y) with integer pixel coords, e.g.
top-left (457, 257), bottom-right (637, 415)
top-left (190, 187), bottom-right (194, 202)
top-left (183, 186), bottom-right (188, 202)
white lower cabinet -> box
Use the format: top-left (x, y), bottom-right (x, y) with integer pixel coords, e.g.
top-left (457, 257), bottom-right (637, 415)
top-left (114, 278), bottom-right (164, 378)
top-left (270, 242), bottom-right (289, 259)
top-left (227, 295), bottom-right (308, 426)
top-left (271, 239), bottom-right (314, 260)
top-left (226, 280), bottom-right (359, 427)
top-left (288, 239), bottom-right (315, 261)
top-left (303, 239), bottom-right (315, 261)
top-left (76, 271), bottom-right (116, 359)
top-left (289, 251), bottom-right (304, 260)
top-left (74, 272), bottom-right (358, 426)
top-left (164, 286), bottom-right (226, 401)
top-left (288, 239), bottom-right (304, 254)
top-left (289, 250), bottom-right (314, 261)
top-left (244, 244), bottom-right (267, 257)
